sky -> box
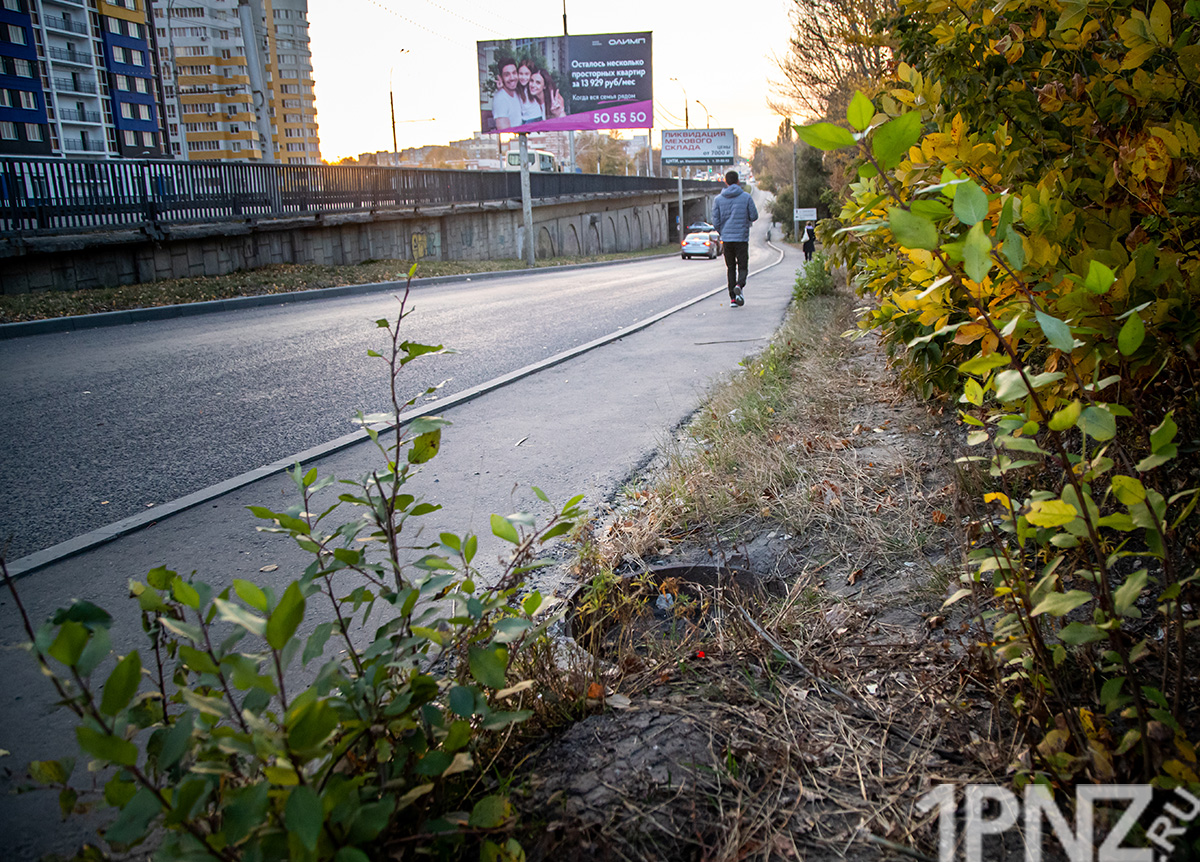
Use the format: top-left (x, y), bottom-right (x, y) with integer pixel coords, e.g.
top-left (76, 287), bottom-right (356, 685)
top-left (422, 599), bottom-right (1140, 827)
top-left (306, 0), bottom-right (799, 162)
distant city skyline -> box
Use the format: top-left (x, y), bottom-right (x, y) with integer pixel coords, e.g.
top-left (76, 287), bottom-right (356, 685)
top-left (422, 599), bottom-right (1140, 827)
top-left (308, 0), bottom-right (797, 162)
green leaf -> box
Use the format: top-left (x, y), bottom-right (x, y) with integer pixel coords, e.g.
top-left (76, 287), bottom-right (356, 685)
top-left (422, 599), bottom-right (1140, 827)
top-left (1002, 226), bottom-right (1026, 270)
top-left (100, 652), bottom-right (142, 716)
top-left (887, 207), bottom-right (938, 250)
top-left (1059, 622), bottom-right (1107, 644)
top-left (872, 111), bottom-right (923, 169)
top-left (349, 798), bottom-right (395, 843)
top-left (1027, 500), bottom-right (1079, 528)
top-left (959, 353), bottom-right (1011, 375)
top-left (302, 622), bottom-right (333, 666)
top-left (1048, 401), bottom-right (1082, 432)
top-left (105, 787), bottom-right (162, 845)
top-left (1150, 414), bottom-right (1178, 451)
top-left (1078, 405), bottom-right (1117, 441)
top-left (469, 644), bottom-right (509, 690)
top-left (1084, 260), bottom-right (1116, 294)
top-left (53, 601), bottom-right (113, 629)
top-left (993, 369), bottom-right (1029, 402)
top-left (1136, 447), bottom-right (1177, 471)
top-left (449, 685), bottom-right (477, 718)
top-left (233, 579), bottom-right (269, 613)
top-left (266, 582), bottom-right (306, 651)
top-left (172, 579), bottom-right (200, 610)
top-left (1117, 312), bottom-right (1145, 355)
top-left (963, 221), bottom-right (993, 282)
top-left (1031, 589), bottom-right (1093, 616)
top-left (48, 621), bottom-right (90, 668)
top-left (287, 700), bottom-right (340, 753)
top-left (213, 598), bottom-right (266, 637)
top-left (491, 514), bottom-right (520, 545)
top-left (1111, 475), bottom-right (1147, 506)
top-left (29, 758), bottom-right (73, 786)
top-left (284, 785), bottom-right (324, 852)
top-left (469, 795), bottom-right (509, 829)
top-left (158, 711), bottom-right (194, 770)
top-left (1114, 569), bottom-right (1149, 617)
top-left (76, 725), bottom-right (138, 766)
top-left (847, 91), bottom-right (875, 131)
top-left (954, 180), bottom-right (989, 225)
top-left (794, 121), bottom-right (857, 150)
top-left (1035, 311), bottom-right (1075, 353)
top-left (407, 429), bottom-right (442, 464)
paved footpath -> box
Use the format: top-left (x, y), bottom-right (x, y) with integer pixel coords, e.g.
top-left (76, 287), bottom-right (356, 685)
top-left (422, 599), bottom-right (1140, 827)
top-left (0, 222), bottom-right (802, 860)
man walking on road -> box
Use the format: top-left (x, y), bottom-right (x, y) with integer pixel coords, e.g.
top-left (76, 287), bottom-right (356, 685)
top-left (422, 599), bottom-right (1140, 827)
top-left (711, 170), bottom-right (758, 307)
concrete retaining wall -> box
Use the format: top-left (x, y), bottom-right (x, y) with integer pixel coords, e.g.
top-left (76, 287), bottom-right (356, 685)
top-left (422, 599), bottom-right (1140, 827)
top-left (0, 190), bottom-right (711, 295)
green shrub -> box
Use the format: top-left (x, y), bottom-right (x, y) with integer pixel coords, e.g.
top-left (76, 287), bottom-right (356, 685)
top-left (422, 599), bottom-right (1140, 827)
top-left (791, 253), bottom-right (835, 301)
top-left (5, 271), bottom-right (584, 860)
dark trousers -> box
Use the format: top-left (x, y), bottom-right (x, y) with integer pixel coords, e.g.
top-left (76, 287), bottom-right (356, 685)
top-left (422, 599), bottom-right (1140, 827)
top-left (723, 240), bottom-right (749, 298)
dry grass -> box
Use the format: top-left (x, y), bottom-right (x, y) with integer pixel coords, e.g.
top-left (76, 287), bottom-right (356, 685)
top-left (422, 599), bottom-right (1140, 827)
top-left (508, 278), bottom-right (1015, 861)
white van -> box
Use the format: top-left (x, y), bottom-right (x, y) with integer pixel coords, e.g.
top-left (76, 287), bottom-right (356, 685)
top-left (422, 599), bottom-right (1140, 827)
top-left (504, 149), bottom-right (561, 172)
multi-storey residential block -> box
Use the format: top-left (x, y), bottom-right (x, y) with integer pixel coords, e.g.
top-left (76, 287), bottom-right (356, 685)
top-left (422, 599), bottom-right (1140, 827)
top-left (0, 0), bottom-right (317, 161)
top-left (1, 0), bottom-right (165, 158)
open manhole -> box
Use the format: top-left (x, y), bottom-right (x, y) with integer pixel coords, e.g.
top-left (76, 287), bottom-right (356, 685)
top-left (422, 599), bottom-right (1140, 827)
top-left (564, 563), bottom-right (782, 660)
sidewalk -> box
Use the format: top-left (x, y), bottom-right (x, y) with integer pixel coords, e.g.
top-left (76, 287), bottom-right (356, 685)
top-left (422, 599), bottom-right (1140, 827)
top-left (0, 228), bottom-right (801, 859)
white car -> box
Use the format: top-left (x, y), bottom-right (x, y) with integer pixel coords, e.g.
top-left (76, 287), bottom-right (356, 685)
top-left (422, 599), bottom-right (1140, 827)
top-left (681, 232), bottom-right (720, 259)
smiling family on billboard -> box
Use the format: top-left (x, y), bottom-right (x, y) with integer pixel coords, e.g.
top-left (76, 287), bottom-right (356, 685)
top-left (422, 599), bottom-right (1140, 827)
top-left (477, 32), bottom-right (653, 133)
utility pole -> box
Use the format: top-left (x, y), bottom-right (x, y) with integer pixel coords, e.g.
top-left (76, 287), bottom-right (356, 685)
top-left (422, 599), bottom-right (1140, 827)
top-left (518, 133), bottom-right (535, 266)
top-left (237, 0), bottom-right (274, 162)
top-left (791, 118), bottom-right (798, 242)
top-left (564, 0), bottom-right (575, 173)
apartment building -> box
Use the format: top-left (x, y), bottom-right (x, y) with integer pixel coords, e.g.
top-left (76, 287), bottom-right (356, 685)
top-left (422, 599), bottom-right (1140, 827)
top-left (0, 0), bottom-right (166, 158)
top-left (0, 0), bottom-right (317, 162)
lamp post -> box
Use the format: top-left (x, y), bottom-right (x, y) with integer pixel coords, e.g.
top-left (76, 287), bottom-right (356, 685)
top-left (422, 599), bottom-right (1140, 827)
top-left (695, 99), bottom-right (711, 128)
top-left (669, 77), bottom-right (689, 128)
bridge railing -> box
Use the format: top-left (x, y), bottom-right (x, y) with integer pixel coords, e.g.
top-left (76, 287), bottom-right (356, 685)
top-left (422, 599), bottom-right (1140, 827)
top-left (0, 158), bottom-right (717, 236)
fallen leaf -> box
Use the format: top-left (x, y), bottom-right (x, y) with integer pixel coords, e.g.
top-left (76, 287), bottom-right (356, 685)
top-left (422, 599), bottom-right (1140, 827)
top-left (606, 693), bottom-right (633, 709)
top-left (586, 682), bottom-right (604, 699)
top-left (847, 569), bottom-right (863, 585)
top-left (260, 564), bottom-right (278, 572)
top-left (931, 510), bottom-right (949, 524)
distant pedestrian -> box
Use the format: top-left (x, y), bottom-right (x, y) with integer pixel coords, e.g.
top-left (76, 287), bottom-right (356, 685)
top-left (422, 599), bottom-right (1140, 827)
top-left (711, 170), bottom-right (758, 307)
top-left (801, 222), bottom-right (816, 262)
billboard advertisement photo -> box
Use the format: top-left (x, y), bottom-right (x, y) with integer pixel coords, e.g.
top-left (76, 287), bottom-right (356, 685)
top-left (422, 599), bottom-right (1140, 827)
top-left (661, 128), bottom-right (737, 166)
top-left (477, 32), bottom-right (652, 134)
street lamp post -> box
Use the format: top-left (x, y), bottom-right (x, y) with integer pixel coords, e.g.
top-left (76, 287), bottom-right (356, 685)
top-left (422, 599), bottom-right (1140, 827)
top-left (695, 100), bottom-right (711, 128)
top-left (669, 77), bottom-right (689, 128)
top-left (389, 50), bottom-right (409, 167)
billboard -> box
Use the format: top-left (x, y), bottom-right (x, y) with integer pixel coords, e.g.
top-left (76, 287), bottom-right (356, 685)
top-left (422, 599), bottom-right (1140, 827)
top-left (477, 32), bottom-right (652, 134)
top-left (661, 129), bottom-right (737, 166)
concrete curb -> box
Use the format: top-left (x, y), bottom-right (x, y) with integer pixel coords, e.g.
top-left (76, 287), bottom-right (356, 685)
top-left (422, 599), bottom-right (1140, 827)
top-left (7, 243), bottom-right (787, 579)
top-left (0, 253), bottom-right (677, 340)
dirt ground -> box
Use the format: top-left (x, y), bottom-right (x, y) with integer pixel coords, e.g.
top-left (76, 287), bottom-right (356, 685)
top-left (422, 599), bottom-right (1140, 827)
top-left (504, 284), bottom-right (1023, 861)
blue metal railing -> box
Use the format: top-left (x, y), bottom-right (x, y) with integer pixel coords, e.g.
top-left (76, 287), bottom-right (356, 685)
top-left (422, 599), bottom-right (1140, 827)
top-left (0, 157), bottom-right (717, 236)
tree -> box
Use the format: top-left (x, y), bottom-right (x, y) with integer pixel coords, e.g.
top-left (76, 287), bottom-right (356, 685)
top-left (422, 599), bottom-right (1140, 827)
top-left (423, 146), bottom-right (468, 170)
top-left (770, 0), bottom-right (895, 121)
top-left (752, 125), bottom-right (833, 238)
top-left (574, 131), bottom-right (636, 175)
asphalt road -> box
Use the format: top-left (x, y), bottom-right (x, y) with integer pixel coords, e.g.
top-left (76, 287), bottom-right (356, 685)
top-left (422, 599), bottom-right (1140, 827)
top-left (1, 252), bottom-right (734, 563)
top-left (0, 206), bottom-right (802, 859)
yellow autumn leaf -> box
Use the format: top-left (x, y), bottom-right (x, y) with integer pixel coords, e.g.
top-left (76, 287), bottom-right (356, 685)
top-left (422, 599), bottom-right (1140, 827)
top-left (1026, 499), bottom-right (1079, 527)
top-left (984, 492), bottom-right (1013, 509)
top-left (1149, 0), bottom-right (1171, 44)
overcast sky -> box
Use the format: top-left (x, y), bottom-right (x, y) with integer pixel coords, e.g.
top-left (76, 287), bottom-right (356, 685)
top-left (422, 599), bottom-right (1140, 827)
top-left (307, 0), bottom-right (798, 161)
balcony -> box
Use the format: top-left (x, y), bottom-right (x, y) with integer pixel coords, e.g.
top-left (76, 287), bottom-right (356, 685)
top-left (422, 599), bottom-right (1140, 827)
top-left (51, 76), bottom-right (97, 94)
top-left (60, 137), bottom-right (107, 153)
top-left (42, 15), bottom-right (89, 35)
top-left (58, 108), bottom-right (102, 123)
top-left (46, 47), bottom-right (94, 65)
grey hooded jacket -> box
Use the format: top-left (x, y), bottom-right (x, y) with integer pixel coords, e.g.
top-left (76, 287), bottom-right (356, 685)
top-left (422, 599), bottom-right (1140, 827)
top-left (711, 184), bottom-right (758, 242)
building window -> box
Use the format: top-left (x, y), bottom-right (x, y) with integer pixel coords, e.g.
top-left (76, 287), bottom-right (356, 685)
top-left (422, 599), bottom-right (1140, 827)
top-left (120, 102), bottom-right (133, 118)
top-left (115, 74), bottom-right (128, 90)
top-left (25, 123), bottom-right (42, 141)
top-left (131, 50), bottom-right (143, 67)
top-left (0, 90), bottom-right (9, 107)
top-left (18, 90), bottom-right (36, 110)
top-left (0, 121), bottom-right (17, 140)
top-left (134, 78), bottom-right (147, 93)
top-left (124, 129), bottom-right (136, 145)
top-left (7, 24), bottom-right (27, 45)
top-left (112, 45), bottom-right (126, 63)
top-left (14, 58), bottom-right (32, 77)
top-left (2, 0), bottom-right (22, 11)
top-left (138, 103), bottom-right (150, 120)
top-left (127, 21), bottom-right (140, 38)
top-left (107, 17), bottom-right (121, 34)
top-left (231, 141), bottom-right (240, 151)
top-left (142, 130), bottom-right (154, 146)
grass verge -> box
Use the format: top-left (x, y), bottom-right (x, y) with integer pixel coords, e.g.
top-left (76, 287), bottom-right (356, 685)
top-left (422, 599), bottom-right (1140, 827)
top-left (0, 246), bottom-right (678, 323)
